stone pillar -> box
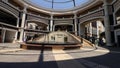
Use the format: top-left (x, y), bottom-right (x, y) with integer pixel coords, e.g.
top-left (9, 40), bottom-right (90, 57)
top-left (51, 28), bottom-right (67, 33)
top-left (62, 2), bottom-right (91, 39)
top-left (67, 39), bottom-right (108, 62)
top-left (47, 26), bottom-right (49, 31)
top-left (78, 23), bottom-right (80, 36)
top-left (50, 15), bottom-right (53, 32)
top-left (89, 22), bottom-right (92, 37)
top-left (19, 6), bottom-right (27, 42)
top-left (96, 21), bottom-right (100, 38)
top-left (74, 13), bottom-right (78, 35)
top-left (1, 29), bottom-right (6, 43)
top-left (79, 23), bottom-right (85, 37)
top-left (14, 19), bottom-right (20, 42)
top-left (103, 0), bottom-right (112, 46)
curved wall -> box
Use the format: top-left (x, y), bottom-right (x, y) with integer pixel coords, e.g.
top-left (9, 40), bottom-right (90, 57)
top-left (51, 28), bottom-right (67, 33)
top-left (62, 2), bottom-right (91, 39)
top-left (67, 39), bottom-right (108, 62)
top-left (0, 0), bottom-right (119, 46)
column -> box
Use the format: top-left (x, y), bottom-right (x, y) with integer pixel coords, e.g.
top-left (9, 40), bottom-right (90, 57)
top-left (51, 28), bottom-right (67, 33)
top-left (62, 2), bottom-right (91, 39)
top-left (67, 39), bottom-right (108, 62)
top-left (47, 26), bottom-right (49, 31)
top-left (74, 13), bottom-right (78, 35)
top-left (79, 24), bottom-right (85, 37)
top-left (103, 0), bottom-right (112, 46)
top-left (78, 23), bottom-right (80, 36)
top-left (14, 19), bottom-right (20, 42)
top-left (1, 29), bottom-right (6, 43)
top-left (89, 22), bottom-right (92, 37)
top-left (19, 6), bottom-right (27, 42)
top-left (96, 21), bottom-right (102, 38)
top-left (50, 15), bottom-right (53, 32)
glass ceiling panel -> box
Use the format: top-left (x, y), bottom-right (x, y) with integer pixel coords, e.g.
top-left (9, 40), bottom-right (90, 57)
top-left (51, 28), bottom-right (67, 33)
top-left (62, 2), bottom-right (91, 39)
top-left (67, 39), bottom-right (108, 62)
top-left (53, 1), bottom-right (74, 9)
top-left (28, 0), bottom-right (90, 10)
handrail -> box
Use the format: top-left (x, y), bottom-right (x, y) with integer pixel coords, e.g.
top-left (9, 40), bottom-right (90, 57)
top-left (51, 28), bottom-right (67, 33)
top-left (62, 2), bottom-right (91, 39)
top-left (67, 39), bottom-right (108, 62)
top-left (82, 37), bottom-right (94, 47)
top-left (2, 0), bottom-right (20, 11)
top-left (78, 8), bottom-right (104, 18)
top-left (27, 13), bottom-right (75, 20)
top-left (27, 13), bottom-right (50, 20)
top-left (0, 22), bottom-right (19, 29)
top-left (0, 1), bottom-right (20, 17)
top-left (69, 33), bottom-right (94, 47)
top-left (24, 29), bottom-right (50, 33)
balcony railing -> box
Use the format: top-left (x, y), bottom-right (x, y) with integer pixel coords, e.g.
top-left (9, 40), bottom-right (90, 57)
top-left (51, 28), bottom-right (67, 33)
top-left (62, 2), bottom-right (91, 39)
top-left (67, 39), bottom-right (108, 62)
top-left (79, 8), bottom-right (104, 23)
top-left (54, 20), bottom-right (73, 25)
top-left (113, 0), bottom-right (120, 12)
top-left (27, 13), bottom-right (49, 25)
top-left (24, 29), bottom-right (49, 33)
top-left (0, 1), bottom-right (20, 17)
top-left (0, 22), bottom-right (19, 30)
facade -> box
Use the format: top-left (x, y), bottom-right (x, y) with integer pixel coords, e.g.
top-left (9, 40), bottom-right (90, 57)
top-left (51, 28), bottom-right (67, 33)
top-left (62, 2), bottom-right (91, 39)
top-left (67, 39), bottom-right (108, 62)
top-left (0, 0), bottom-right (120, 46)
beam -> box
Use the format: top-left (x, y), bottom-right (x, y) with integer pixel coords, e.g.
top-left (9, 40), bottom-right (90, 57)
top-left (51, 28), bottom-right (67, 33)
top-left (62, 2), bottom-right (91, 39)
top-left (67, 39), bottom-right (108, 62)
top-left (73, 0), bottom-right (76, 7)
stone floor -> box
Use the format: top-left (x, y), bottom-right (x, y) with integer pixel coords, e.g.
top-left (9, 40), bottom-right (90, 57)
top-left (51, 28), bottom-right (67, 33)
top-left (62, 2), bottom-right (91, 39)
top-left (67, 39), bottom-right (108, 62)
top-left (0, 43), bottom-right (120, 68)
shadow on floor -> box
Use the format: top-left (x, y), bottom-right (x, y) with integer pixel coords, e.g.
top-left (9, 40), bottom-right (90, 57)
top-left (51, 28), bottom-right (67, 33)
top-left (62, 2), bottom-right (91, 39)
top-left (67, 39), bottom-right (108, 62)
top-left (0, 45), bottom-right (120, 68)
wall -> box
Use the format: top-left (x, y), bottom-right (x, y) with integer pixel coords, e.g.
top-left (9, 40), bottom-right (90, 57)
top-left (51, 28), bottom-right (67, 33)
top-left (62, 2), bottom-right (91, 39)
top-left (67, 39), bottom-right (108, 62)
top-left (5, 31), bottom-right (16, 43)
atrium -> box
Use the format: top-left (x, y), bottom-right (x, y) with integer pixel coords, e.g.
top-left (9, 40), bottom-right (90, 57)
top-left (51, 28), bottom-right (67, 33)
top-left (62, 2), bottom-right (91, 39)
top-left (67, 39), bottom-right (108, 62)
top-left (0, 0), bottom-right (120, 68)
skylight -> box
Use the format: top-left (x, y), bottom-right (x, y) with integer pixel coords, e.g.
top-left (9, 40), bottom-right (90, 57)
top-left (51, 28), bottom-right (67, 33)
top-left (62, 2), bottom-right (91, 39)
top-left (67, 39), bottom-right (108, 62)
top-left (27, 0), bottom-right (90, 10)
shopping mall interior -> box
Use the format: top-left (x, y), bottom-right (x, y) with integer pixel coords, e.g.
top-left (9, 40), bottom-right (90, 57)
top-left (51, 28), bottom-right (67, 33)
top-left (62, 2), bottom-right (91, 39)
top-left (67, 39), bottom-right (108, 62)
top-left (0, 0), bottom-right (120, 68)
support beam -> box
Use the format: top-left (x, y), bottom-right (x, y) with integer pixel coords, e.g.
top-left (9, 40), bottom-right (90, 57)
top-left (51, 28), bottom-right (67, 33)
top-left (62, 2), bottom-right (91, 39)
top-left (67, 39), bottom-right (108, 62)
top-left (52, 0), bottom-right (54, 9)
top-left (73, 0), bottom-right (76, 7)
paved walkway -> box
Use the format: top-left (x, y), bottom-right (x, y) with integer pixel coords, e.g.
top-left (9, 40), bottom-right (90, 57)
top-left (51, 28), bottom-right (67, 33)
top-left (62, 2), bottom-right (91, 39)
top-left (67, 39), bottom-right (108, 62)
top-left (0, 43), bottom-right (120, 68)
top-left (0, 43), bottom-right (23, 53)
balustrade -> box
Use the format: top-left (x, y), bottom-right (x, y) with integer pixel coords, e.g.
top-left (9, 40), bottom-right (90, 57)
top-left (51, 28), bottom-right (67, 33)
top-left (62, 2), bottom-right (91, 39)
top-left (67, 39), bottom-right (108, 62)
top-left (27, 14), bottom-right (49, 25)
top-left (0, 1), bottom-right (19, 17)
top-left (113, 0), bottom-right (120, 12)
top-left (79, 9), bottom-right (104, 23)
